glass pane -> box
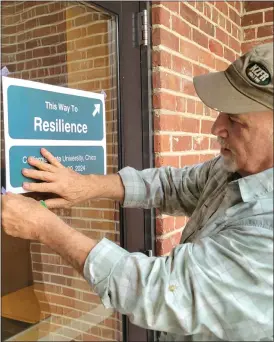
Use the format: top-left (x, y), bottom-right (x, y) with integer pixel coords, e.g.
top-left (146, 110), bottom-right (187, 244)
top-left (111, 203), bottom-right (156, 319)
top-left (1, 1), bottom-right (122, 341)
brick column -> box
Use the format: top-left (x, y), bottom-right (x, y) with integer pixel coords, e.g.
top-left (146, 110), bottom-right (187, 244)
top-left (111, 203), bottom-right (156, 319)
top-left (152, 1), bottom-right (244, 256)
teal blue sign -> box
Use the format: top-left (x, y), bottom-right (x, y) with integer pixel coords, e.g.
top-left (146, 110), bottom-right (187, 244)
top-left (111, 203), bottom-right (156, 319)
top-left (9, 146), bottom-right (104, 188)
top-left (8, 85), bottom-right (104, 141)
top-left (3, 76), bottom-right (106, 193)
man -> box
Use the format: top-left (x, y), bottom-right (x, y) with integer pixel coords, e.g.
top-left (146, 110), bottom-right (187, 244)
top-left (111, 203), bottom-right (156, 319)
top-left (2, 43), bottom-right (273, 341)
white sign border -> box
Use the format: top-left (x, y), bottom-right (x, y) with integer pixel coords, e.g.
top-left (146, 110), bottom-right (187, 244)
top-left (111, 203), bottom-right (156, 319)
top-left (2, 76), bottom-right (107, 194)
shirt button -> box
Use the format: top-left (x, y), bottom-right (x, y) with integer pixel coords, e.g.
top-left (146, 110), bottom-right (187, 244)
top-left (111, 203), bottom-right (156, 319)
top-left (168, 285), bottom-right (176, 292)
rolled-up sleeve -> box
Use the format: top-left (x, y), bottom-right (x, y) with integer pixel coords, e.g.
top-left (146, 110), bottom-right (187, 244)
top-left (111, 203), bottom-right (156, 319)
top-left (118, 158), bottom-right (216, 216)
top-left (83, 226), bottom-right (273, 340)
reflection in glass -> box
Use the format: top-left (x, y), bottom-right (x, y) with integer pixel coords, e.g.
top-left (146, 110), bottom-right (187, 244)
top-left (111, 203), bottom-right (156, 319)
top-left (1, 1), bottom-right (122, 341)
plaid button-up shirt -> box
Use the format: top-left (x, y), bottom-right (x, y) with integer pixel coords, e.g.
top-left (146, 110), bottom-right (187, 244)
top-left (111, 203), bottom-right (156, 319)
top-left (84, 156), bottom-right (273, 341)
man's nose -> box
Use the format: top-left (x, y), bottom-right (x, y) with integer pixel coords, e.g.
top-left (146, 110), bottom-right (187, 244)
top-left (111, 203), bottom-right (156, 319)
top-left (211, 113), bottom-right (229, 138)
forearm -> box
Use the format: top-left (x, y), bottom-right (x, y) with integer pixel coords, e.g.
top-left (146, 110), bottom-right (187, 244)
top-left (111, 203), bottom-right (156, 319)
top-left (39, 215), bottom-right (97, 274)
top-left (86, 174), bottom-right (125, 203)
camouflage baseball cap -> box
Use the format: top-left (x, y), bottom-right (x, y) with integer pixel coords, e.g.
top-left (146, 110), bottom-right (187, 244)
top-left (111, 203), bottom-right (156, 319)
top-left (193, 42), bottom-right (273, 114)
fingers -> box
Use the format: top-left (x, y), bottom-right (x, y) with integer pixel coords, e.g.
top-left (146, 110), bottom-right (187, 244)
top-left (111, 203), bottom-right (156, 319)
top-left (40, 148), bottom-right (65, 168)
top-left (22, 169), bottom-right (55, 182)
top-left (27, 157), bottom-right (55, 172)
top-left (22, 181), bottom-right (55, 193)
top-left (44, 198), bottom-right (70, 209)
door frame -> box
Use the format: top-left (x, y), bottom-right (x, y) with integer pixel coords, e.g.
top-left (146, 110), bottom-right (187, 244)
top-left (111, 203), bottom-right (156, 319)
top-left (91, 1), bottom-right (155, 341)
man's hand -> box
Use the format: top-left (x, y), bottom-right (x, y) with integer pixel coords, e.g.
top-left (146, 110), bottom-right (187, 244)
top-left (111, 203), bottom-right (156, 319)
top-left (22, 148), bottom-right (96, 208)
top-left (22, 148), bottom-right (125, 209)
top-left (2, 192), bottom-right (97, 274)
top-left (2, 193), bottom-right (56, 240)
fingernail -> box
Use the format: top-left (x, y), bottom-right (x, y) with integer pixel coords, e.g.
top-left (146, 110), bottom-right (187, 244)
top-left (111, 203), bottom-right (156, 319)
top-left (28, 157), bottom-right (33, 162)
top-left (23, 183), bottom-right (29, 189)
top-left (22, 168), bottom-right (27, 174)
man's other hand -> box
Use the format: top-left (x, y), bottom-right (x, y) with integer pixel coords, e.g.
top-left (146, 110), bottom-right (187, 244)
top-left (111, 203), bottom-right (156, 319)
top-left (2, 193), bottom-right (56, 240)
top-left (22, 148), bottom-right (94, 208)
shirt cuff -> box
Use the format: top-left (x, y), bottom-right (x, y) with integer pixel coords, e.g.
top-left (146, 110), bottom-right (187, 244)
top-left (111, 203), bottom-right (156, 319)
top-left (83, 238), bottom-right (129, 308)
top-left (118, 167), bottom-right (147, 207)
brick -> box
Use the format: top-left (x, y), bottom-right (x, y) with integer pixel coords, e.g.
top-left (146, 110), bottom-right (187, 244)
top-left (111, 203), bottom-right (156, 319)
top-left (193, 64), bottom-right (209, 77)
top-left (204, 3), bottom-right (212, 19)
top-left (229, 7), bottom-right (241, 26)
top-left (244, 28), bottom-right (256, 40)
top-left (155, 155), bottom-right (180, 168)
top-left (180, 39), bottom-right (200, 62)
top-left (152, 27), bottom-right (179, 51)
top-left (156, 217), bottom-right (175, 235)
top-left (214, 1), bottom-right (228, 16)
top-left (172, 55), bottom-right (192, 76)
top-left (257, 25), bottom-right (273, 38)
top-left (187, 98), bottom-right (196, 114)
top-left (245, 1), bottom-right (274, 12)
top-left (226, 19), bottom-right (232, 34)
top-left (196, 101), bottom-right (204, 115)
top-left (156, 230), bottom-right (182, 255)
top-left (181, 79), bottom-right (196, 96)
top-left (201, 119), bottom-right (214, 134)
top-left (181, 154), bottom-right (200, 166)
top-left (172, 136), bottom-right (192, 152)
top-left (233, 25), bottom-right (241, 41)
top-left (172, 15), bottom-right (191, 39)
top-left (193, 136), bottom-right (209, 151)
top-left (242, 12), bottom-right (263, 26)
top-left (152, 49), bottom-right (172, 69)
top-left (154, 114), bottom-right (181, 131)
top-left (224, 47), bottom-right (236, 63)
top-left (210, 137), bottom-right (220, 150)
top-left (176, 96), bottom-right (187, 112)
top-left (265, 9), bottom-right (274, 22)
top-left (212, 8), bottom-right (218, 24)
top-left (153, 92), bottom-right (176, 111)
top-left (192, 28), bottom-right (208, 49)
top-left (198, 49), bottom-right (216, 69)
top-left (209, 39), bottom-right (223, 57)
top-left (162, 2), bottom-right (180, 13)
top-left (195, 1), bottom-right (204, 13)
top-left (175, 216), bottom-right (187, 229)
top-left (154, 115), bottom-right (200, 133)
top-left (242, 40), bottom-right (266, 54)
top-left (181, 117), bottom-right (200, 133)
top-left (199, 154), bottom-right (216, 163)
top-left (216, 27), bottom-right (229, 46)
top-left (234, 1), bottom-right (242, 13)
top-left (199, 17), bottom-right (215, 37)
top-left (155, 72), bottom-right (181, 91)
top-left (32, 46), bottom-right (51, 58)
top-left (152, 6), bottom-right (171, 28)
top-left (180, 2), bottom-right (199, 26)
top-left (229, 36), bottom-right (241, 53)
top-left (154, 135), bottom-right (171, 152)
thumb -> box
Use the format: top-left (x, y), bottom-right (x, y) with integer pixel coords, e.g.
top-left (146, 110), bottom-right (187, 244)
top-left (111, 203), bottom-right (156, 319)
top-left (44, 198), bottom-right (70, 209)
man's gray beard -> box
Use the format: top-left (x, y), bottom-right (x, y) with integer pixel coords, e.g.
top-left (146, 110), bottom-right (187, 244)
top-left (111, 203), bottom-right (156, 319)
top-left (221, 154), bottom-right (238, 173)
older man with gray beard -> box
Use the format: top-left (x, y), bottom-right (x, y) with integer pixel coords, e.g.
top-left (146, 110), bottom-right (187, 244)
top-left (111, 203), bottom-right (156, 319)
top-left (2, 43), bottom-right (273, 341)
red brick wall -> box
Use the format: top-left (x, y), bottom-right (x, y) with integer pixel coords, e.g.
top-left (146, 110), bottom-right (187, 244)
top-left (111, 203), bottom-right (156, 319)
top-left (242, 1), bottom-right (273, 53)
top-left (152, 1), bottom-right (272, 256)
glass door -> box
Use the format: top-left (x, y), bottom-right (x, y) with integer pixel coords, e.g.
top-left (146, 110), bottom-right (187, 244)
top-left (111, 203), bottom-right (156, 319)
top-left (1, 1), bottom-right (152, 341)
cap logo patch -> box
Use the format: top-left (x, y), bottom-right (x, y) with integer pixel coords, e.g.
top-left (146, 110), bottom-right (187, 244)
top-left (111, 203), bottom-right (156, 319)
top-left (246, 62), bottom-right (271, 86)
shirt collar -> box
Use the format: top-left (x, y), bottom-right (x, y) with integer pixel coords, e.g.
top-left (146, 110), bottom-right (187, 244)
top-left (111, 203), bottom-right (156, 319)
top-left (234, 167), bottom-right (273, 202)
